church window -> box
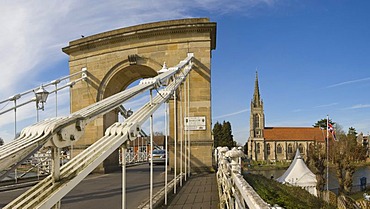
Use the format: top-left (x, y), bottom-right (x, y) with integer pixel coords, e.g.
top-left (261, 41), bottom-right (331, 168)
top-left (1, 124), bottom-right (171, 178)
top-left (299, 143), bottom-right (304, 154)
top-left (256, 143), bottom-right (260, 153)
top-left (277, 144), bottom-right (282, 154)
top-left (287, 144), bottom-right (293, 154)
top-left (266, 143), bottom-right (271, 155)
top-left (254, 114), bottom-right (260, 129)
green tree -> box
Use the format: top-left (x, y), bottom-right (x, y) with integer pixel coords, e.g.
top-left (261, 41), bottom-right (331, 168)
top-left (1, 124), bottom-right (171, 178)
top-left (313, 118), bottom-right (335, 129)
top-left (347, 127), bottom-right (357, 136)
top-left (243, 141), bottom-right (248, 155)
top-left (212, 121), bottom-right (235, 148)
top-left (221, 121), bottom-right (235, 148)
top-left (212, 122), bottom-right (222, 147)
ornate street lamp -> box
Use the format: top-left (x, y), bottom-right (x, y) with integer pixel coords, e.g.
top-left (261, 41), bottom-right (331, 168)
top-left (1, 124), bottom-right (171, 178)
top-left (35, 86), bottom-right (49, 111)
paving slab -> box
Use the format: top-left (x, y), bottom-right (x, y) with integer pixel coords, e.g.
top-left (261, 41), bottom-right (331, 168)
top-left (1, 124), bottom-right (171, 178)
top-left (161, 173), bottom-right (219, 209)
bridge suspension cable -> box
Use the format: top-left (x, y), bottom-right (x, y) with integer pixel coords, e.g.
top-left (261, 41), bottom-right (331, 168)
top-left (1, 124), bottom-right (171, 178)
top-left (2, 53), bottom-right (194, 209)
top-left (0, 68), bottom-right (87, 141)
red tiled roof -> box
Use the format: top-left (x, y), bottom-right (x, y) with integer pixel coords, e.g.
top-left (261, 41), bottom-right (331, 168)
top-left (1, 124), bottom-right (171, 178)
top-left (264, 127), bottom-right (326, 141)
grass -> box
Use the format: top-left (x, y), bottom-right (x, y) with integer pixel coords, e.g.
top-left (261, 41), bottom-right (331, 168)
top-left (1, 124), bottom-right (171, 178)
top-left (243, 172), bottom-right (336, 209)
top-left (349, 187), bottom-right (370, 201)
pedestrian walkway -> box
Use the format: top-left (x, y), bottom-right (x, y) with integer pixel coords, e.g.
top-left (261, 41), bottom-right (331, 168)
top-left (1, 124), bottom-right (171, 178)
top-left (165, 172), bottom-right (220, 209)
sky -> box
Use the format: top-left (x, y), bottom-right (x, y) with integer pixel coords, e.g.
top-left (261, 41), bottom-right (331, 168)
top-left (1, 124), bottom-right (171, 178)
top-left (0, 0), bottom-right (370, 145)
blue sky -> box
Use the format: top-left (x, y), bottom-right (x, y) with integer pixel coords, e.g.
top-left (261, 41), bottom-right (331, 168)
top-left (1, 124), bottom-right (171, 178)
top-left (0, 0), bottom-right (369, 144)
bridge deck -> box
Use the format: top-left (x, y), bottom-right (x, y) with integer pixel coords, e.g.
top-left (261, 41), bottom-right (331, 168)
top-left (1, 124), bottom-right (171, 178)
top-left (165, 173), bottom-right (219, 209)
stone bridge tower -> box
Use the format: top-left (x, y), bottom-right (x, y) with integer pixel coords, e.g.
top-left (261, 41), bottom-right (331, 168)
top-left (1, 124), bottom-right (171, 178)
top-left (62, 18), bottom-right (216, 173)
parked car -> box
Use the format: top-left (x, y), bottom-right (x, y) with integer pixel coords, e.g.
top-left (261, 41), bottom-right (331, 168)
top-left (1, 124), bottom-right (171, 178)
top-left (149, 149), bottom-right (167, 165)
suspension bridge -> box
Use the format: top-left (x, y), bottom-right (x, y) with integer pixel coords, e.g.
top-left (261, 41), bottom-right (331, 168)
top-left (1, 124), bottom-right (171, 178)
top-left (0, 18), bottom-right (271, 209)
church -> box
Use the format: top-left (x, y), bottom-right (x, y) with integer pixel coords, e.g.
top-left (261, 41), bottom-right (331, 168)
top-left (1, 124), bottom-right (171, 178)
top-left (247, 73), bottom-right (325, 161)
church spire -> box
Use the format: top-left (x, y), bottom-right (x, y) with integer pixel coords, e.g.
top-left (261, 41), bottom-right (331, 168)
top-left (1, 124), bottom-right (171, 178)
top-left (252, 71), bottom-right (262, 107)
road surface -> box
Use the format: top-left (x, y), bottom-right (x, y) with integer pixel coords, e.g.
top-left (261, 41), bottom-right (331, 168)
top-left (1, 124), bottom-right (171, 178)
top-left (0, 164), bottom-right (172, 209)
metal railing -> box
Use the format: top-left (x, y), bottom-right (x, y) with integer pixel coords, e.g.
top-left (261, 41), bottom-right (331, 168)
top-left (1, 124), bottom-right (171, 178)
top-left (119, 150), bottom-right (148, 164)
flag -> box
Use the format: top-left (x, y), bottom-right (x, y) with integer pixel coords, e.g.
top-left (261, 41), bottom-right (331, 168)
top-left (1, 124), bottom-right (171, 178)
top-left (328, 122), bottom-right (338, 141)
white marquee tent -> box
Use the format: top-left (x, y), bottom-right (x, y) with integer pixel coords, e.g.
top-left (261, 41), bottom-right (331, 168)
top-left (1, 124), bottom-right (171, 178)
top-left (277, 149), bottom-right (318, 196)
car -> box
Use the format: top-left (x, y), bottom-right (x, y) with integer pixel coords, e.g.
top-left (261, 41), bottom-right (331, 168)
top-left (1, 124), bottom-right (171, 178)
top-left (149, 149), bottom-right (167, 165)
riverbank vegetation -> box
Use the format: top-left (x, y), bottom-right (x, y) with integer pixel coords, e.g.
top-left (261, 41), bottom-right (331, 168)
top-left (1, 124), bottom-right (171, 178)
top-left (349, 188), bottom-right (370, 201)
top-left (309, 120), bottom-right (368, 195)
top-left (243, 173), bottom-right (336, 209)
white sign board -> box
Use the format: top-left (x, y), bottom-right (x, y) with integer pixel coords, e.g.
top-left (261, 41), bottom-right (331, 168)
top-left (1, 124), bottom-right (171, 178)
top-left (184, 116), bottom-right (206, 131)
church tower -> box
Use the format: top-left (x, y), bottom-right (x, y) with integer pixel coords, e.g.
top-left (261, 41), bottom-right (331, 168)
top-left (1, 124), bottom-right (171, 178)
top-left (250, 72), bottom-right (265, 138)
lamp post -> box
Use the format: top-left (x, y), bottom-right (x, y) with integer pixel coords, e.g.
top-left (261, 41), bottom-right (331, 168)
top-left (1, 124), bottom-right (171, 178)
top-left (35, 86), bottom-right (49, 121)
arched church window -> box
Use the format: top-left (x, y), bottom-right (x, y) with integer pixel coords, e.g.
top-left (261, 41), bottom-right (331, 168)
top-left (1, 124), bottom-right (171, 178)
top-left (266, 143), bottom-right (271, 155)
top-left (254, 114), bottom-right (260, 129)
top-left (308, 143), bottom-right (313, 150)
top-left (299, 143), bottom-right (304, 154)
top-left (277, 144), bottom-right (282, 154)
top-left (287, 144), bottom-right (293, 154)
top-left (256, 143), bottom-right (260, 153)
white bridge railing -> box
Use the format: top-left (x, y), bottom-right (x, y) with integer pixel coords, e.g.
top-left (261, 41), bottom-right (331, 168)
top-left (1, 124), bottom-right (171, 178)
top-left (215, 147), bottom-right (271, 209)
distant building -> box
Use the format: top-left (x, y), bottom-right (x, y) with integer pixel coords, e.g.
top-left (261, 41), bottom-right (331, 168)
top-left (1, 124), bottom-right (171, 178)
top-left (357, 133), bottom-right (369, 158)
top-left (246, 72), bottom-right (325, 161)
top-left (128, 135), bottom-right (166, 153)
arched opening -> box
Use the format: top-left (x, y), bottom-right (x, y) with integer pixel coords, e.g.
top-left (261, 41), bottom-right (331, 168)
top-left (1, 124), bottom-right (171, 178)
top-left (97, 63), bottom-right (158, 172)
top-left (98, 64), bottom-right (158, 125)
top-left (287, 144), bottom-right (293, 154)
top-left (298, 143), bottom-right (304, 154)
top-left (254, 114), bottom-right (260, 129)
top-left (277, 144), bottom-right (282, 154)
top-left (266, 143), bottom-right (271, 155)
top-left (287, 144), bottom-right (294, 160)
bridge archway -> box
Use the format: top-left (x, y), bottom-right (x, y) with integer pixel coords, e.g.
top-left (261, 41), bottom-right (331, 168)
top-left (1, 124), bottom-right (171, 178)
top-left (63, 18), bottom-right (216, 173)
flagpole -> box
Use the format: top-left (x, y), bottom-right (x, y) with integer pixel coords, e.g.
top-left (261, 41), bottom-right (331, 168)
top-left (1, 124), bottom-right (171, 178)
top-left (326, 115), bottom-right (329, 196)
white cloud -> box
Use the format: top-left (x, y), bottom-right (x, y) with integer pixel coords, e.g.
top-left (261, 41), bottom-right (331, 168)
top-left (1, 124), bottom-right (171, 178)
top-left (0, 0), bottom-right (279, 142)
top-left (349, 104), bottom-right (370, 109)
top-left (0, 0), bottom-right (279, 99)
top-left (213, 108), bottom-right (249, 119)
top-left (291, 103), bottom-right (338, 113)
top-left (326, 77), bottom-right (370, 88)
top-left (314, 103), bottom-right (338, 108)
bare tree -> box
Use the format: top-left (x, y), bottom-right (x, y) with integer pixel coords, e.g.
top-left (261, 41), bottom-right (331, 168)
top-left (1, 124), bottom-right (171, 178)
top-left (307, 142), bottom-right (326, 196)
top-left (330, 127), bottom-right (367, 194)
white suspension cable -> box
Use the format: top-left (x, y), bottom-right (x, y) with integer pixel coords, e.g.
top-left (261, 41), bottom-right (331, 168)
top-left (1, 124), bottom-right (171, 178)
top-left (174, 89), bottom-right (177, 194)
top-left (187, 74), bottom-right (191, 177)
top-left (164, 102), bottom-right (168, 205)
top-left (184, 80), bottom-right (187, 182)
top-left (180, 84), bottom-right (183, 187)
top-left (122, 143), bottom-right (127, 209)
top-left (149, 89), bottom-right (154, 209)
top-left (2, 54), bottom-right (194, 208)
